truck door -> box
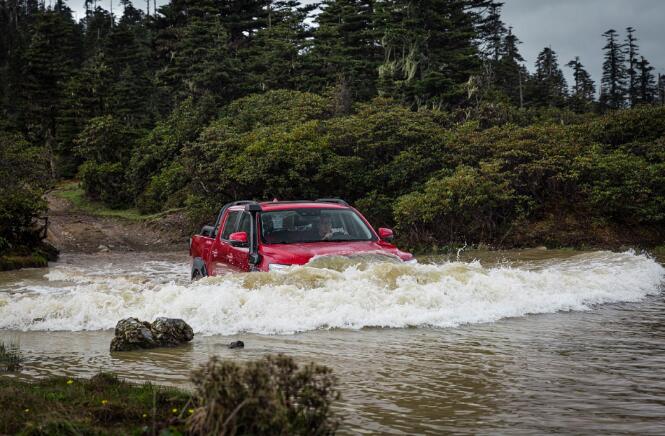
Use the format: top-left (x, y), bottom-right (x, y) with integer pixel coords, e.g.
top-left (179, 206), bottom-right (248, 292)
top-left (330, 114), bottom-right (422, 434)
top-left (228, 211), bottom-right (251, 271)
top-left (209, 210), bottom-right (240, 275)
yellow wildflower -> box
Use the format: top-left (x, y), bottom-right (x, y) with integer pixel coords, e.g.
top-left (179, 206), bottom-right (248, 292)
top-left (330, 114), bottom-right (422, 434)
top-left (188, 408), bottom-right (194, 414)
top-left (101, 400), bottom-right (108, 405)
top-left (142, 413), bottom-right (148, 418)
top-left (172, 408), bottom-right (178, 413)
top-left (24, 408), bottom-right (30, 413)
top-left (67, 379), bottom-right (74, 385)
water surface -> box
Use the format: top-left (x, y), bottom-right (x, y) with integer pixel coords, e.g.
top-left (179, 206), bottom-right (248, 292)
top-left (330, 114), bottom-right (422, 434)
top-left (1, 250), bottom-right (664, 434)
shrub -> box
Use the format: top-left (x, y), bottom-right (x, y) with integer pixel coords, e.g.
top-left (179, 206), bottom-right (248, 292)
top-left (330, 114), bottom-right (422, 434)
top-left (576, 149), bottom-right (665, 223)
top-left (78, 161), bottom-right (131, 208)
top-left (0, 132), bottom-right (49, 252)
top-left (188, 354), bottom-right (340, 436)
top-left (128, 96), bottom-right (216, 202)
top-left (395, 165), bottom-right (517, 244)
top-left (585, 105), bottom-right (665, 147)
top-left (0, 341), bottom-right (23, 372)
top-left (222, 90), bottom-right (329, 132)
top-left (74, 115), bottom-right (138, 164)
top-left (136, 161), bottom-right (189, 214)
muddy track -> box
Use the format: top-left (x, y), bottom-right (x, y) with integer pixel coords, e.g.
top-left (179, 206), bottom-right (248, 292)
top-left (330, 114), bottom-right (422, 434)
top-left (46, 192), bottom-right (188, 254)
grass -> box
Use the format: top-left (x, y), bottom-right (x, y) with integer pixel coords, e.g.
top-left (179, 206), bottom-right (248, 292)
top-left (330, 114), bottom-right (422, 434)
top-left (53, 180), bottom-right (183, 222)
top-left (0, 341), bottom-right (24, 372)
top-left (0, 253), bottom-right (48, 271)
top-left (0, 373), bottom-right (191, 435)
top-left (0, 242), bottom-right (58, 271)
top-left (0, 355), bottom-right (340, 435)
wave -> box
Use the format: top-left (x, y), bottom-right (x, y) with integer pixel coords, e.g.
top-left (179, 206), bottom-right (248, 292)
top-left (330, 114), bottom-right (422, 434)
top-left (0, 251), bottom-right (663, 335)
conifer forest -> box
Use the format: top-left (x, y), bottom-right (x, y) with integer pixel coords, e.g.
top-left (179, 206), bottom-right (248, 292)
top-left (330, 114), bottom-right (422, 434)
top-left (2, 0), bottom-right (665, 255)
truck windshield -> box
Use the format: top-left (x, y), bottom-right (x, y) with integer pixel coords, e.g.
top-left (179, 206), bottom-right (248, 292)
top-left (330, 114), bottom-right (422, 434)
top-left (260, 209), bottom-right (374, 244)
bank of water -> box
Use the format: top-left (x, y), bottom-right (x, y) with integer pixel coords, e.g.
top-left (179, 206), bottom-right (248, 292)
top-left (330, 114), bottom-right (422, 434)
top-left (1, 250), bottom-right (664, 434)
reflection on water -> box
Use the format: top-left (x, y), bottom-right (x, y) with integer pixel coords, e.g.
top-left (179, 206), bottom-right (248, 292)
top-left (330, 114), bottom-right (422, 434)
top-left (1, 249), bottom-right (664, 434)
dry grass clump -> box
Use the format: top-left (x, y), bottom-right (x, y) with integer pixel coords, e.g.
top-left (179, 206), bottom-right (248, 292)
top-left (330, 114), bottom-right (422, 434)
top-left (188, 354), bottom-right (340, 435)
top-left (0, 341), bottom-right (23, 372)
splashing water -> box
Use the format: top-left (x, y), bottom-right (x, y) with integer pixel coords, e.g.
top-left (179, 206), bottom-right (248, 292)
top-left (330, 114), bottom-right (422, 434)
top-left (0, 251), bottom-right (662, 335)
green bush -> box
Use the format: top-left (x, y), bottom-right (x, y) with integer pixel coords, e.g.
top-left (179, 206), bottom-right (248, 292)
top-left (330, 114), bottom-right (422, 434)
top-left (393, 105), bottom-right (665, 246)
top-left (221, 89), bottom-right (329, 132)
top-left (0, 132), bottom-right (49, 253)
top-left (78, 161), bottom-right (131, 208)
top-left (74, 115), bottom-right (139, 164)
top-left (74, 116), bottom-right (139, 208)
top-left (136, 161), bottom-right (189, 214)
top-left (184, 96), bottom-right (452, 228)
top-left (585, 105), bottom-right (665, 147)
top-left (576, 149), bottom-right (665, 223)
top-left (395, 165), bottom-right (517, 244)
top-left (129, 96), bottom-right (216, 202)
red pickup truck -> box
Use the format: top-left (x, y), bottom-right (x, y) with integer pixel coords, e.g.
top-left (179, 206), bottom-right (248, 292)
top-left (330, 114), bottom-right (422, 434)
top-left (189, 199), bottom-right (415, 277)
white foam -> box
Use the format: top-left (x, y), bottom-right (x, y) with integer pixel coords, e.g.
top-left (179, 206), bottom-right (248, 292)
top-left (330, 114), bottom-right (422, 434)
top-left (0, 251), bottom-right (662, 335)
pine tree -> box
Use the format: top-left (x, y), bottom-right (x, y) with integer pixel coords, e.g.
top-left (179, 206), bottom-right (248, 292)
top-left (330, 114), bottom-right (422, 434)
top-left (309, 0), bottom-right (381, 101)
top-left (625, 27), bottom-right (639, 107)
top-left (0, 0), bottom-right (40, 128)
top-left (636, 56), bottom-right (656, 104)
top-left (218, 0), bottom-right (271, 55)
top-left (477, 2), bottom-right (506, 63)
top-left (494, 26), bottom-right (525, 106)
top-left (566, 56), bottom-right (595, 111)
top-left (105, 1), bottom-right (153, 128)
top-left (600, 29), bottom-right (626, 109)
top-left (22, 1), bottom-right (83, 177)
top-left (658, 74), bottom-right (665, 105)
top-left (245, 1), bottom-right (316, 93)
top-left (526, 47), bottom-right (567, 107)
top-left (377, 0), bottom-right (483, 109)
top-left (81, 6), bottom-right (113, 58)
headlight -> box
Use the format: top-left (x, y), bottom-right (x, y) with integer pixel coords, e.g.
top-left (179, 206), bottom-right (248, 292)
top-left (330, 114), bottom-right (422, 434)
top-left (268, 263), bottom-right (292, 272)
top-left (404, 258), bottom-right (418, 264)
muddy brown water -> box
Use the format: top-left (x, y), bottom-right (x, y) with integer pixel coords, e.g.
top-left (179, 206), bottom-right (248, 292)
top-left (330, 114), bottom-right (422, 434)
top-left (1, 249), bottom-right (664, 434)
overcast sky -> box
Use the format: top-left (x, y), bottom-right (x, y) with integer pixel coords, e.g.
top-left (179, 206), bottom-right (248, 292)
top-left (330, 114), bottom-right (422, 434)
top-left (501, 0), bottom-right (665, 89)
top-left (76, 0), bottom-right (664, 89)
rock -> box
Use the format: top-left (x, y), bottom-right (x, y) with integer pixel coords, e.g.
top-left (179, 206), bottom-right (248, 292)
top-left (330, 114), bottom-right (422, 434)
top-left (110, 317), bottom-right (157, 352)
top-left (98, 244), bottom-right (110, 252)
top-left (110, 317), bottom-right (194, 352)
top-left (228, 340), bottom-right (244, 349)
top-left (150, 317), bottom-right (194, 347)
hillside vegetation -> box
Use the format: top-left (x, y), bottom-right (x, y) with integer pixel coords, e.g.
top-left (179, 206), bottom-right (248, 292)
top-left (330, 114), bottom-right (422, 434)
top-left (1, 0), bottom-right (664, 257)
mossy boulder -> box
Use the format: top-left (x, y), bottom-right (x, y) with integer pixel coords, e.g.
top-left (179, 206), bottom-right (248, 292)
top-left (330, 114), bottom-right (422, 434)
top-left (110, 317), bottom-right (193, 352)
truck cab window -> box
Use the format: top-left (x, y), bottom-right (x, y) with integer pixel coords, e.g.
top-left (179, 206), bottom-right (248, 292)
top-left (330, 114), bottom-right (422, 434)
top-left (237, 212), bottom-right (251, 235)
top-left (221, 211), bottom-right (241, 239)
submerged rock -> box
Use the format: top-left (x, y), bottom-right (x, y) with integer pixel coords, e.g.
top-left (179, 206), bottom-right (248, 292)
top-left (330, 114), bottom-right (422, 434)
top-left (110, 317), bottom-right (156, 352)
top-left (228, 340), bottom-right (244, 349)
top-left (110, 317), bottom-right (194, 352)
top-left (151, 317), bottom-right (194, 346)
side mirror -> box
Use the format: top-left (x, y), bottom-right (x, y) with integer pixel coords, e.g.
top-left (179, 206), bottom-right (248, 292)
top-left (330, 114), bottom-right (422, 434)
top-left (229, 231), bottom-right (248, 247)
top-left (200, 225), bottom-right (215, 238)
top-left (378, 227), bottom-right (394, 242)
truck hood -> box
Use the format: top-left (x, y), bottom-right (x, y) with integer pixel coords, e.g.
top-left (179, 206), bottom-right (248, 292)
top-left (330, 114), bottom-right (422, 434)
top-left (259, 240), bottom-right (413, 266)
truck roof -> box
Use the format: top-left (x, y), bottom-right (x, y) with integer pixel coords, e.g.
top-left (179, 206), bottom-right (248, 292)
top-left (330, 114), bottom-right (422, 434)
top-left (227, 200), bottom-right (350, 213)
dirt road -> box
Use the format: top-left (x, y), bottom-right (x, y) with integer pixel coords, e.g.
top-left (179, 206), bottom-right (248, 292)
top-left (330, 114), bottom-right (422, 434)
top-left (46, 192), bottom-right (188, 253)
